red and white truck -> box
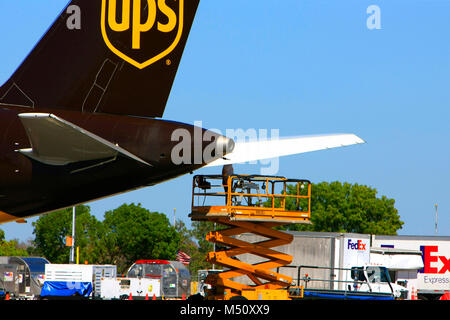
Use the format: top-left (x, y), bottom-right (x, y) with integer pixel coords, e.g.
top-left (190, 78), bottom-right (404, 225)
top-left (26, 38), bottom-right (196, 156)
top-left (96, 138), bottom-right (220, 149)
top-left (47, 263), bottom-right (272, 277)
top-left (372, 235), bottom-right (450, 300)
top-left (238, 232), bottom-right (449, 300)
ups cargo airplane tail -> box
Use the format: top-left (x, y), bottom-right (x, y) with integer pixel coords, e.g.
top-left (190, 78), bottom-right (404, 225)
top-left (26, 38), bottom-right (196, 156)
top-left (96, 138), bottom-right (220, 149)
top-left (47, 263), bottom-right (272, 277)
top-left (0, 0), bottom-right (364, 224)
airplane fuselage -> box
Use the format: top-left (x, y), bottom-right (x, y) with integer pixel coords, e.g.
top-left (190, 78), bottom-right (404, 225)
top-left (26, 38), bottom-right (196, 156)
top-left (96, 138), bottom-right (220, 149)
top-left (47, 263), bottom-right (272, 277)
top-left (0, 105), bottom-right (224, 221)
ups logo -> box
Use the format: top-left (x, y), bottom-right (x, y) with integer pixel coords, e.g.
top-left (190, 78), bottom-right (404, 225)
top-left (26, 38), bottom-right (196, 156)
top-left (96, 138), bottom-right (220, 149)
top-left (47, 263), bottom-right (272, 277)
top-left (101, 0), bottom-right (184, 69)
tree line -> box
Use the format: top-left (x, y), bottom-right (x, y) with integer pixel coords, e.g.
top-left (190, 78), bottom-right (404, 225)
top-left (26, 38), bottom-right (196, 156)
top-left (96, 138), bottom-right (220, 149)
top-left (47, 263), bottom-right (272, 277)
top-left (0, 181), bottom-right (404, 275)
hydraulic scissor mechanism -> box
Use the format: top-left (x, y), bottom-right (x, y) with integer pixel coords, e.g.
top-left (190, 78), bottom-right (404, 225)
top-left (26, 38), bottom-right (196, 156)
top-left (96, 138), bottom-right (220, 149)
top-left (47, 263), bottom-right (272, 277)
top-left (190, 175), bottom-right (312, 300)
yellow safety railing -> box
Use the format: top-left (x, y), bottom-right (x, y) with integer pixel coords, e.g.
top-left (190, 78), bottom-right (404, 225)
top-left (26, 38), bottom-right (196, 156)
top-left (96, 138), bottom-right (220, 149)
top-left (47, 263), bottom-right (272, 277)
top-left (190, 175), bottom-right (311, 223)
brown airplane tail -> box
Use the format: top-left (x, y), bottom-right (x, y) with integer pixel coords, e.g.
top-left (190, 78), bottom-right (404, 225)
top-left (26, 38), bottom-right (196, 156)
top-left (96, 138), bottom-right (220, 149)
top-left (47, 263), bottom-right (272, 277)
top-left (0, 0), bottom-right (199, 118)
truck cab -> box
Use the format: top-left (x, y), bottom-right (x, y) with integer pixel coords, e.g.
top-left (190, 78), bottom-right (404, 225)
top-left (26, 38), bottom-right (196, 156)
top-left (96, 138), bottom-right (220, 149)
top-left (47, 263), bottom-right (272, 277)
top-left (350, 265), bottom-right (408, 299)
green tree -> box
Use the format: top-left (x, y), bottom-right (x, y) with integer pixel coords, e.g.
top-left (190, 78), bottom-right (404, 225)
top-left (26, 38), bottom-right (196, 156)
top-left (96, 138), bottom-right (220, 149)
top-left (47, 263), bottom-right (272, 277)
top-left (100, 203), bottom-right (180, 273)
top-left (0, 229), bottom-right (29, 256)
top-left (284, 181), bottom-right (403, 235)
top-left (32, 205), bottom-right (103, 263)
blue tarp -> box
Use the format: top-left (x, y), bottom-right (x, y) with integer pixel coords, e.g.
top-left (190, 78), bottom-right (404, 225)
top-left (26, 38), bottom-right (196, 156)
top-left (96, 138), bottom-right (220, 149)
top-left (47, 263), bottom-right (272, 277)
top-left (40, 281), bottom-right (92, 298)
top-left (303, 291), bottom-right (394, 300)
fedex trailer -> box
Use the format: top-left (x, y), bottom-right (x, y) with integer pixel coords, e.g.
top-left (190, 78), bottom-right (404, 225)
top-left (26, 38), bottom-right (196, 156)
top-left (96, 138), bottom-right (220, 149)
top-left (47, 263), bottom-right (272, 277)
top-left (237, 232), bottom-right (421, 299)
top-left (372, 235), bottom-right (450, 300)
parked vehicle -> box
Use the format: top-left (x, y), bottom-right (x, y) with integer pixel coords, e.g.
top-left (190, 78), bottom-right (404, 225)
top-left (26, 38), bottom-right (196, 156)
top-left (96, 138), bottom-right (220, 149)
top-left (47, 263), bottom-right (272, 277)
top-left (286, 264), bottom-right (407, 300)
top-left (126, 260), bottom-right (190, 299)
top-left (0, 256), bottom-right (49, 300)
top-left (238, 232), bottom-right (426, 299)
top-left (41, 264), bottom-right (116, 299)
top-left (372, 235), bottom-right (450, 300)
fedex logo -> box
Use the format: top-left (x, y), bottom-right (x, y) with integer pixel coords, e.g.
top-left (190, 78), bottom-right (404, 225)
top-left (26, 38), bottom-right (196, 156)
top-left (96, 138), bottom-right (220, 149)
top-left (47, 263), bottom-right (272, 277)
top-left (420, 246), bottom-right (450, 274)
top-left (347, 239), bottom-right (367, 251)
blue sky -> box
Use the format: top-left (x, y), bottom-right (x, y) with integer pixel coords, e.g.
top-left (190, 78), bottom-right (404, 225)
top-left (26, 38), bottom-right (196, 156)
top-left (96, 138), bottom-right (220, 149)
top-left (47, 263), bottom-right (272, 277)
top-left (0, 0), bottom-right (449, 241)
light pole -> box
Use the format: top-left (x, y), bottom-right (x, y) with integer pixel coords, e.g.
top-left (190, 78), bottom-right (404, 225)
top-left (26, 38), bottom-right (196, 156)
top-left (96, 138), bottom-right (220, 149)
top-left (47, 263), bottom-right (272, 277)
top-left (434, 204), bottom-right (438, 235)
top-left (70, 206), bottom-right (75, 263)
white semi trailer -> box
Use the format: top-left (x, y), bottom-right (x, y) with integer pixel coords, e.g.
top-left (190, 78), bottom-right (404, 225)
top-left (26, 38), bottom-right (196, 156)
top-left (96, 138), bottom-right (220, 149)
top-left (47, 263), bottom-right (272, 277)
top-left (372, 235), bottom-right (450, 300)
top-left (237, 232), bottom-right (427, 299)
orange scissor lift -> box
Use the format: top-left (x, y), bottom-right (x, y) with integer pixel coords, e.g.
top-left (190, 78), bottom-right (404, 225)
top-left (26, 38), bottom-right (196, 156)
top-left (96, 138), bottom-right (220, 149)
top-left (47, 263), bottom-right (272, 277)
top-left (189, 174), bottom-right (311, 300)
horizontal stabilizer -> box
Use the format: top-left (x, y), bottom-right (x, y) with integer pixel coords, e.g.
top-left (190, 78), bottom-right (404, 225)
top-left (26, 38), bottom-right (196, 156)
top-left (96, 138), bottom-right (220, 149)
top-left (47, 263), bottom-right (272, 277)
top-left (206, 134), bottom-right (365, 167)
top-left (18, 113), bottom-right (151, 166)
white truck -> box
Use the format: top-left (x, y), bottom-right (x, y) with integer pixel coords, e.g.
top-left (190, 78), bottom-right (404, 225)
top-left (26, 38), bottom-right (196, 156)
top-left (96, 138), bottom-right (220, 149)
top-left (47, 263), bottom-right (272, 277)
top-left (350, 265), bottom-right (403, 296)
top-left (238, 232), bottom-right (421, 299)
top-left (372, 234), bottom-right (450, 300)
top-left (286, 264), bottom-right (408, 300)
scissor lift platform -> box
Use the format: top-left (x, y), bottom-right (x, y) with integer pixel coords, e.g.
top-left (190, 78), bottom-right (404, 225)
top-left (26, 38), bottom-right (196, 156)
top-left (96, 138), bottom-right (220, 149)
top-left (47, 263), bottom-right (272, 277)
top-left (189, 174), bottom-right (311, 300)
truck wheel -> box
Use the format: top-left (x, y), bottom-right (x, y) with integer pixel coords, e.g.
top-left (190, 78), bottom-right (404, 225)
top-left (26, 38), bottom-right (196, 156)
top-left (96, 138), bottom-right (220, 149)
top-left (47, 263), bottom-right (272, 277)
top-left (230, 295), bottom-right (247, 300)
top-left (187, 293), bottom-right (205, 301)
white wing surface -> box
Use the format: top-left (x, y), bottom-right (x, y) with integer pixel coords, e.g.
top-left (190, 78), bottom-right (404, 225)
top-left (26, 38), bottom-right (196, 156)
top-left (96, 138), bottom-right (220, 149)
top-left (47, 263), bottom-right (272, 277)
top-left (206, 134), bottom-right (365, 167)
